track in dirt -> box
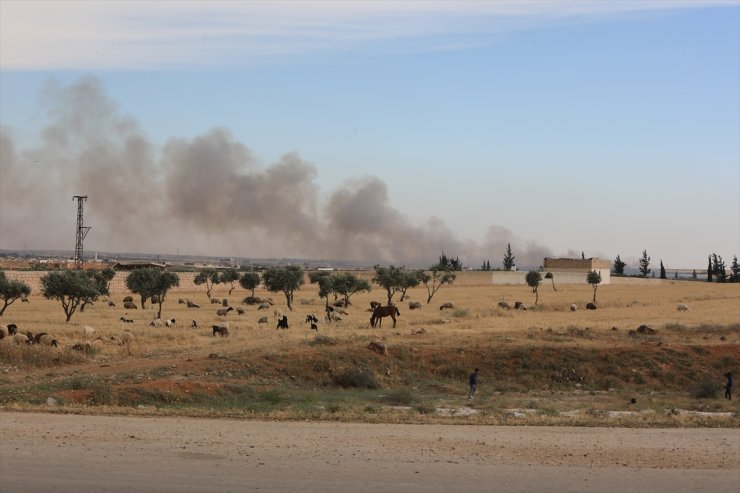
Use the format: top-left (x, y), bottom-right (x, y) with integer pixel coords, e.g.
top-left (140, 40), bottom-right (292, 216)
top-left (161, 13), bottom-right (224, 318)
top-left (1, 412), bottom-right (738, 493)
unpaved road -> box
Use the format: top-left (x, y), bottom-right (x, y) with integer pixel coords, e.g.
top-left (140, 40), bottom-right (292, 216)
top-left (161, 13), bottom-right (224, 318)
top-left (1, 412), bottom-right (738, 493)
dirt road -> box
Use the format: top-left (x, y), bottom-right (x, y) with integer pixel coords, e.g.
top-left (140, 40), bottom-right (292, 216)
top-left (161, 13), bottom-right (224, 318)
top-left (1, 412), bottom-right (738, 492)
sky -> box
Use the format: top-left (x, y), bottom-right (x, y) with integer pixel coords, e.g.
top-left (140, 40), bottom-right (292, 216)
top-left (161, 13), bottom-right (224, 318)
top-left (0, 1), bottom-right (738, 269)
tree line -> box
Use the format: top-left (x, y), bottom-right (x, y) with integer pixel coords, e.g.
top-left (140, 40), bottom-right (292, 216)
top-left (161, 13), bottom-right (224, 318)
top-left (611, 250), bottom-right (739, 283)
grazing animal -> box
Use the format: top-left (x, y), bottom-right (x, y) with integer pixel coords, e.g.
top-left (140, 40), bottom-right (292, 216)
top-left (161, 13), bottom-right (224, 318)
top-left (329, 312), bottom-right (342, 322)
top-left (258, 303), bottom-right (270, 310)
top-left (305, 314), bottom-right (319, 323)
top-left (12, 333), bottom-right (30, 345)
top-left (370, 305), bottom-right (400, 328)
top-left (191, 320), bottom-right (198, 328)
top-left (514, 301), bottom-right (528, 310)
top-left (439, 302), bottom-right (455, 310)
top-left (211, 298), bottom-right (221, 304)
top-left (277, 315), bottom-right (289, 330)
top-left (7, 323), bottom-right (18, 334)
top-left (150, 319), bottom-right (163, 327)
top-left (123, 301), bottom-right (137, 310)
top-left (33, 332), bottom-right (48, 344)
top-left (123, 296), bottom-right (134, 303)
top-left (586, 302), bottom-right (597, 310)
top-left (570, 304), bottom-right (577, 312)
top-left (187, 300), bottom-right (200, 308)
top-left (217, 307), bottom-right (234, 317)
top-left (0, 326), bottom-right (8, 340)
top-left (178, 298), bottom-right (186, 304)
top-left (409, 301), bottom-right (422, 310)
top-left (0, 324), bottom-right (18, 339)
top-left (21, 296), bottom-right (29, 303)
top-left (236, 308), bottom-right (246, 315)
top-left (273, 309), bottom-right (284, 320)
top-left (107, 301), bottom-right (116, 307)
top-left (498, 301), bottom-right (511, 309)
top-left (310, 323), bottom-right (318, 331)
top-left (120, 316), bottom-right (134, 324)
top-left (38, 334), bottom-right (58, 347)
top-left (25, 331), bottom-right (34, 342)
top-left (258, 317), bottom-right (269, 324)
top-left (121, 331), bottom-right (134, 344)
top-left (165, 319), bottom-right (176, 328)
top-left (82, 326), bottom-right (96, 337)
top-left (222, 299), bottom-right (228, 307)
top-left (677, 303), bottom-right (690, 312)
top-left (212, 324), bottom-right (229, 337)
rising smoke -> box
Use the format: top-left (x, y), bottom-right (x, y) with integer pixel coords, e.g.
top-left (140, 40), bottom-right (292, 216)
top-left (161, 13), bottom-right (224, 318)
top-left (0, 77), bottom-right (569, 267)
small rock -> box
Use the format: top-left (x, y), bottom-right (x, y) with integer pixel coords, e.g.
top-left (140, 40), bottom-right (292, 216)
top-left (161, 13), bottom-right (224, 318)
top-left (46, 397), bottom-right (57, 407)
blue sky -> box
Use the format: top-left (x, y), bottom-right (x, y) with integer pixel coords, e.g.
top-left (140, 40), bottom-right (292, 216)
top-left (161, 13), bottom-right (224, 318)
top-left (1, 1), bottom-right (738, 268)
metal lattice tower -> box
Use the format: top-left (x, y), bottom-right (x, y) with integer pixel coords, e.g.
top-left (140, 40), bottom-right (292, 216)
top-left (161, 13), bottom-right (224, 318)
top-left (73, 195), bottom-right (91, 269)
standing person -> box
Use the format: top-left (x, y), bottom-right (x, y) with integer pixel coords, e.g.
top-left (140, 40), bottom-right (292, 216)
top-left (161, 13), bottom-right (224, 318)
top-left (724, 372), bottom-right (733, 400)
top-left (468, 368), bottom-right (479, 400)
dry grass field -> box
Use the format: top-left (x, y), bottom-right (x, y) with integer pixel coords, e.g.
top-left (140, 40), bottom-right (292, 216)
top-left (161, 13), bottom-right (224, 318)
top-left (1, 274), bottom-right (738, 426)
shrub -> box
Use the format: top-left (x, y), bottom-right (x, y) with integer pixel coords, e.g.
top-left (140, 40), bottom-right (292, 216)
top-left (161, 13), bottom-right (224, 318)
top-left (382, 389), bottom-right (417, 406)
top-left (452, 308), bottom-right (469, 318)
top-left (690, 375), bottom-right (720, 399)
top-left (333, 367), bottom-right (379, 389)
top-left (308, 335), bottom-right (338, 346)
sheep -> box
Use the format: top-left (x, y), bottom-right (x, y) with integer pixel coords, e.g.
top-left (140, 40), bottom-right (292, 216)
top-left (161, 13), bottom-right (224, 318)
top-left (149, 319), bottom-right (163, 327)
top-left (107, 301), bottom-right (116, 307)
top-left (187, 300), bottom-right (200, 308)
top-left (677, 303), bottom-right (690, 312)
top-left (217, 307), bottom-right (234, 317)
top-left (498, 301), bottom-right (512, 309)
top-left (276, 315), bottom-right (289, 330)
top-left (33, 332), bottom-right (48, 344)
top-left (258, 303), bottom-right (270, 310)
top-left (236, 308), bottom-right (246, 315)
top-left (82, 326), bottom-right (96, 337)
top-left (178, 298), bottom-right (186, 304)
top-left (310, 323), bottom-right (318, 331)
top-left (165, 319), bottom-right (176, 328)
top-left (222, 299), bottom-right (229, 307)
top-left (439, 302), bottom-right (455, 310)
top-left (409, 301), bottom-right (422, 310)
top-left (120, 316), bottom-right (134, 324)
top-left (273, 309), bottom-right (284, 320)
top-left (38, 334), bottom-right (58, 347)
top-left (191, 320), bottom-right (198, 328)
top-left (212, 324), bottom-right (229, 337)
top-left (25, 331), bottom-right (34, 342)
top-left (258, 317), bottom-right (269, 324)
top-left (305, 314), bottom-right (319, 323)
top-left (123, 301), bottom-right (138, 310)
top-left (514, 301), bottom-right (529, 310)
top-left (211, 298), bottom-right (221, 304)
top-left (586, 303), bottom-right (597, 310)
top-left (0, 326), bottom-right (8, 340)
top-left (328, 312), bottom-right (342, 322)
top-left (21, 296), bottom-right (29, 303)
top-left (12, 333), bottom-right (30, 345)
top-left (121, 331), bottom-right (134, 344)
top-left (123, 296), bottom-right (134, 303)
top-left (570, 304), bottom-right (577, 312)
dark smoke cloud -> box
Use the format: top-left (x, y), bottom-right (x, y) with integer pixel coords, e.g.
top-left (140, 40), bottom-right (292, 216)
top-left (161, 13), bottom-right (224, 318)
top-left (0, 77), bottom-right (572, 267)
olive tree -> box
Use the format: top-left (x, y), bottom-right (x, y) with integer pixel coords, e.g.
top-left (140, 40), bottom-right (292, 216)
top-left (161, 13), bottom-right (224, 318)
top-left (151, 271), bottom-right (180, 319)
top-left (587, 270), bottom-right (602, 303)
top-left (194, 268), bottom-right (222, 298)
top-left (525, 270), bottom-right (541, 305)
top-left (332, 273), bottom-right (371, 306)
top-left (372, 265), bottom-right (405, 305)
top-left (418, 264), bottom-right (456, 304)
top-left (398, 270), bottom-right (421, 302)
top-left (239, 272), bottom-right (261, 300)
top-left (262, 265), bottom-right (304, 310)
top-left (220, 268), bottom-right (240, 295)
top-left (125, 268), bottom-right (159, 309)
top-left (41, 270), bottom-right (100, 322)
top-left (0, 271), bottom-right (31, 316)
top-left (81, 267), bottom-right (116, 312)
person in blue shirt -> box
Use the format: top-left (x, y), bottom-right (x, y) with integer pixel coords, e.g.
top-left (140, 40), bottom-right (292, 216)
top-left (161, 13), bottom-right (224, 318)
top-left (468, 368), bottom-right (479, 400)
top-left (725, 372), bottom-right (732, 400)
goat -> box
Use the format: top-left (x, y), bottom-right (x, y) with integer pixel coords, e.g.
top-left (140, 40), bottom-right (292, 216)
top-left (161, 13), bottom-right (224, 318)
top-left (276, 315), bottom-right (289, 330)
top-left (310, 323), bottom-right (318, 331)
top-left (217, 307), bottom-right (234, 317)
top-left (409, 301), bottom-right (422, 310)
top-left (305, 314), bottom-right (319, 323)
top-left (236, 308), bottom-right (246, 315)
top-left (212, 324), bottom-right (229, 337)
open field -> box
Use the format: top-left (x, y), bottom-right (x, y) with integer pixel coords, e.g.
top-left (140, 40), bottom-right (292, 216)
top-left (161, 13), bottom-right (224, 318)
top-left (1, 274), bottom-right (738, 426)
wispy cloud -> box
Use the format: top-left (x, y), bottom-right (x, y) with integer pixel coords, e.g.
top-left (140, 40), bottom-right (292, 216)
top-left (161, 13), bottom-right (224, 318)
top-left (0, 0), bottom-right (731, 70)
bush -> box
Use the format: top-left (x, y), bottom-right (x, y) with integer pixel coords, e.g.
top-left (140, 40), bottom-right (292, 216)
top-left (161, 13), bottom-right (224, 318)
top-left (452, 308), bottom-right (469, 318)
top-left (382, 389), bottom-right (417, 406)
top-left (333, 367), bottom-right (379, 389)
top-left (690, 375), bottom-right (720, 399)
top-left (308, 335), bottom-right (337, 346)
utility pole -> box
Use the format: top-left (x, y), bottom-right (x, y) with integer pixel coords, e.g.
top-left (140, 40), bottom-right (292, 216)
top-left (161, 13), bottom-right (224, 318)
top-left (73, 195), bottom-right (91, 269)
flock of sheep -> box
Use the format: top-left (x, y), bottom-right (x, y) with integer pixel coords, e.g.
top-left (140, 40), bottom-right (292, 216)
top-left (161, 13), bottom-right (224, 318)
top-left (0, 321), bottom-right (133, 351)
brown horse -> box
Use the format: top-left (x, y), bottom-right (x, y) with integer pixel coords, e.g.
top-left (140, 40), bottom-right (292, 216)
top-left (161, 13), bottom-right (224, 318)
top-left (370, 305), bottom-right (400, 328)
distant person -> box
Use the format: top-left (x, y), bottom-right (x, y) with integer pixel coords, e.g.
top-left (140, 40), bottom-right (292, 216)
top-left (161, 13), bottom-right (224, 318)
top-left (468, 368), bottom-right (479, 400)
top-left (725, 372), bottom-right (733, 400)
